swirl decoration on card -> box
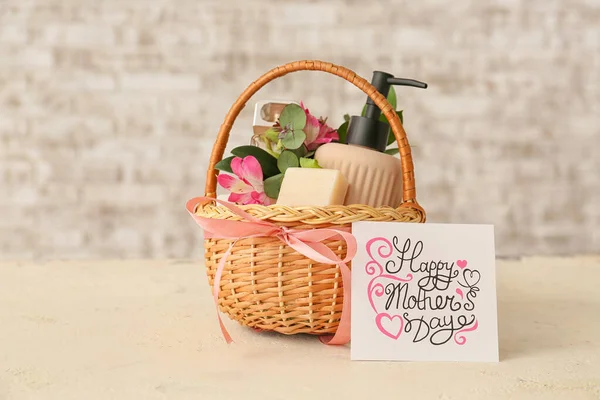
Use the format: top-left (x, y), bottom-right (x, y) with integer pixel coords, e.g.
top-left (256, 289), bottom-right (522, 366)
top-left (366, 237), bottom-right (413, 339)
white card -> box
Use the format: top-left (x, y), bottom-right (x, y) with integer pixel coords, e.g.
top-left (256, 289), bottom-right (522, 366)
top-left (350, 222), bottom-right (499, 362)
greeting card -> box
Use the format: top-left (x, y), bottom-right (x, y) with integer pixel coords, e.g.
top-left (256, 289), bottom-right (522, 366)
top-left (351, 222), bottom-right (499, 362)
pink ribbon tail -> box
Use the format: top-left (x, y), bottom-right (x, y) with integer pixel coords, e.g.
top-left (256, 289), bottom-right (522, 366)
top-left (213, 242), bottom-right (235, 344)
top-left (318, 260), bottom-right (352, 346)
top-left (187, 196), bottom-right (355, 346)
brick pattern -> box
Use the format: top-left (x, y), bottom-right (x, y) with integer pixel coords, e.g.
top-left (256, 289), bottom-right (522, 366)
top-left (1, 0), bottom-right (598, 259)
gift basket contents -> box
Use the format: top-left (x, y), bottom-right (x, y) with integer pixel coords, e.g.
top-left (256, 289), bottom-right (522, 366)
top-left (186, 61), bottom-right (427, 345)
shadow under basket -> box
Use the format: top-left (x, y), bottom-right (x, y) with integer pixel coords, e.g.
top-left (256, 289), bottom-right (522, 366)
top-left (195, 60), bottom-right (426, 337)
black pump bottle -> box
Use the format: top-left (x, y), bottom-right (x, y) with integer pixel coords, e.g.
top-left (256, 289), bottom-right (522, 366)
top-left (345, 71), bottom-right (427, 152)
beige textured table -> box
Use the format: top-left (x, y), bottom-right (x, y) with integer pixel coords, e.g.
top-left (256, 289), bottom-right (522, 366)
top-left (1, 257), bottom-right (599, 399)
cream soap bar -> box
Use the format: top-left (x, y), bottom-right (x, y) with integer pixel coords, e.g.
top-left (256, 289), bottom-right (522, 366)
top-left (276, 167), bottom-right (348, 206)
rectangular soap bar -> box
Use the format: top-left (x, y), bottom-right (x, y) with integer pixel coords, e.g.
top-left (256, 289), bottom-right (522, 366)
top-left (276, 167), bottom-right (348, 206)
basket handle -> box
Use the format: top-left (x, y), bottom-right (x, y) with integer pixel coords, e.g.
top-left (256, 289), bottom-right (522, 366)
top-left (205, 60), bottom-right (420, 206)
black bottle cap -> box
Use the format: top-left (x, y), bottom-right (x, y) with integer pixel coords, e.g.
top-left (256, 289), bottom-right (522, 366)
top-left (346, 116), bottom-right (390, 152)
top-left (345, 71), bottom-right (428, 152)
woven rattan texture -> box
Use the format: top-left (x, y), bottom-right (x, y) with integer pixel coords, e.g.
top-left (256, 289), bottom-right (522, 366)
top-left (205, 237), bottom-right (348, 334)
top-left (196, 203), bottom-right (424, 225)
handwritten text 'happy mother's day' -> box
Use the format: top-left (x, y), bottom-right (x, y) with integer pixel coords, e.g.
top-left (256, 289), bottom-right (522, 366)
top-left (366, 237), bottom-right (480, 346)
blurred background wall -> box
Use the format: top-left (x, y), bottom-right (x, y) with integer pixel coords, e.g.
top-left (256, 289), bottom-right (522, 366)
top-left (0, 0), bottom-right (598, 260)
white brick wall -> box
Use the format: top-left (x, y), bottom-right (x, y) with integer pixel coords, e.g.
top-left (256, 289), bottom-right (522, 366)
top-left (0, 0), bottom-right (598, 259)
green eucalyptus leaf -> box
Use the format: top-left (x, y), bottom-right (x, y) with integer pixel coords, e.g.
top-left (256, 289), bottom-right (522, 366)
top-left (397, 110), bottom-right (403, 124)
top-left (230, 145), bottom-right (280, 178)
top-left (281, 129), bottom-right (306, 150)
top-left (214, 156), bottom-right (234, 173)
top-left (387, 86), bottom-right (397, 110)
top-left (278, 104), bottom-right (306, 131)
top-left (264, 127), bottom-right (280, 142)
top-left (277, 151), bottom-right (299, 173)
top-left (387, 131), bottom-right (396, 146)
top-left (385, 147), bottom-right (400, 155)
top-left (337, 121), bottom-right (348, 144)
top-left (305, 151), bottom-right (315, 158)
top-left (288, 144), bottom-right (308, 158)
top-left (264, 173), bottom-right (284, 199)
top-left (299, 157), bottom-right (321, 168)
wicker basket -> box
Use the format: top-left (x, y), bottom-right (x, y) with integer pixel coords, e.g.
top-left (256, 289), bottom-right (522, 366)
top-left (191, 60), bottom-right (426, 340)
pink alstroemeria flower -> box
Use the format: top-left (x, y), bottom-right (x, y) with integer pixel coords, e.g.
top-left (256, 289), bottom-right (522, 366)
top-left (300, 102), bottom-right (339, 151)
top-left (217, 156), bottom-right (273, 205)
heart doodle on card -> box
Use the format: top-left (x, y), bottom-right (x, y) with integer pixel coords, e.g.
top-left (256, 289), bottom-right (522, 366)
top-left (375, 313), bottom-right (404, 340)
top-left (462, 269), bottom-right (481, 287)
top-left (457, 259), bottom-right (468, 269)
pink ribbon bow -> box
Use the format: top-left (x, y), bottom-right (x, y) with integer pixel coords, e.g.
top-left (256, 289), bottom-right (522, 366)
top-left (186, 197), bottom-right (355, 345)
